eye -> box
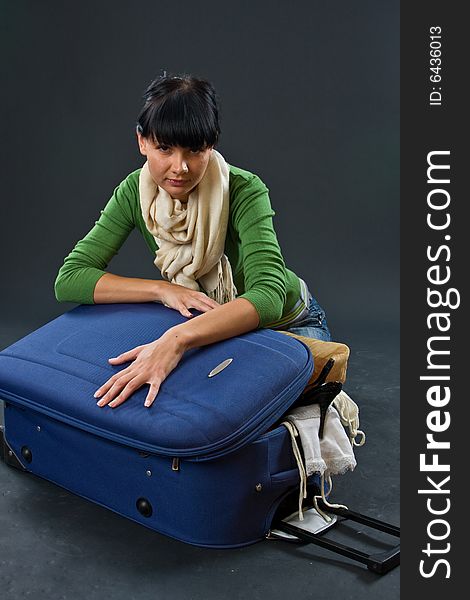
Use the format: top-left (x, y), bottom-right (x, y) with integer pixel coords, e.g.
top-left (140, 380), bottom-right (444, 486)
top-left (190, 148), bottom-right (203, 154)
top-left (156, 144), bottom-right (171, 153)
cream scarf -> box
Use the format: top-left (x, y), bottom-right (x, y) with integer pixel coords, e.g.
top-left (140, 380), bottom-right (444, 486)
top-left (139, 149), bottom-right (237, 304)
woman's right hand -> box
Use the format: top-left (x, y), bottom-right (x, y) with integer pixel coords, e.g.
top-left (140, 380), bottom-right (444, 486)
top-left (157, 281), bottom-right (220, 318)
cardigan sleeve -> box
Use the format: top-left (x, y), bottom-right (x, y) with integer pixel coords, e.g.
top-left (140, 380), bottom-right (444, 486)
top-left (54, 171), bottom-right (140, 304)
top-left (229, 173), bottom-right (288, 327)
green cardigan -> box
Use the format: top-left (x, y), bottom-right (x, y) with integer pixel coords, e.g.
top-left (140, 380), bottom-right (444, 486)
top-left (54, 164), bottom-right (304, 328)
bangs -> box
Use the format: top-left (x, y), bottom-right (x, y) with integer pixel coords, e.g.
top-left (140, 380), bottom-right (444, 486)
top-left (138, 84), bottom-right (219, 150)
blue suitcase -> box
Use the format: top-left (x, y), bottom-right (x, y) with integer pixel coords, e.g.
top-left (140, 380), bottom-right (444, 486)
top-left (0, 303), bottom-right (316, 548)
top-left (0, 303), bottom-right (400, 572)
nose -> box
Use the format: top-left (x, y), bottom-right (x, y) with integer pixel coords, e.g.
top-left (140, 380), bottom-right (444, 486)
top-left (170, 151), bottom-right (189, 175)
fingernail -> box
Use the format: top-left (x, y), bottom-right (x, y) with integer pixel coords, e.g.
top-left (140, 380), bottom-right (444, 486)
top-left (144, 401), bottom-right (151, 408)
top-left (109, 402), bottom-right (117, 408)
top-left (94, 391), bottom-right (100, 398)
top-left (96, 400), bottom-right (104, 406)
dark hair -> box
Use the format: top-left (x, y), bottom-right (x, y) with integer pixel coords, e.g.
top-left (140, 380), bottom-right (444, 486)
top-left (136, 74), bottom-right (220, 150)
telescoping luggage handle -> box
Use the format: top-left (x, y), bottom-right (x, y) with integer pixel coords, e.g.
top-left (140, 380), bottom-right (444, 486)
top-left (274, 500), bottom-right (400, 575)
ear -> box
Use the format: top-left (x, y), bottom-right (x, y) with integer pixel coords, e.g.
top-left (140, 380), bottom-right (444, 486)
top-left (136, 132), bottom-right (148, 156)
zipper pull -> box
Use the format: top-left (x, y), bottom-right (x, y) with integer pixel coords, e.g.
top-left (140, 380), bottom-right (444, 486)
top-left (171, 457), bottom-right (180, 472)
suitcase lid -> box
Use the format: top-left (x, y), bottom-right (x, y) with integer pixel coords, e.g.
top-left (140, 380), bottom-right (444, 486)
top-left (0, 304), bottom-right (313, 460)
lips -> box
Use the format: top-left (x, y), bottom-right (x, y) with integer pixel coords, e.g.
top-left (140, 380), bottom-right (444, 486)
top-left (167, 179), bottom-right (189, 186)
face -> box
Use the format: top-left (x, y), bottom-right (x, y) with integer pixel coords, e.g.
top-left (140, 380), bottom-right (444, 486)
top-left (137, 133), bottom-right (212, 201)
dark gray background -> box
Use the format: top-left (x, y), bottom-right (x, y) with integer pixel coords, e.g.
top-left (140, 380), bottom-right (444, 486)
top-left (0, 0), bottom-right (398, 343)
top-left (0, 2), bottom-right (399, 599)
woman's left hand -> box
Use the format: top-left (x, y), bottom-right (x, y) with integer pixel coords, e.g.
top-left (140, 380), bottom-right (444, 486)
top-left (94, 329), bottom-right (186, 408)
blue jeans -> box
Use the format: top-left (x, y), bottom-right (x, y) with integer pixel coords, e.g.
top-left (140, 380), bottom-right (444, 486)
top-left (282, 296), bottom-right (332, 341)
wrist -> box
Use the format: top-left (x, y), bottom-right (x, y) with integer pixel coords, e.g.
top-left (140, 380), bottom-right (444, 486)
top-left (162, 324), bottom-right (192, 353)
top-left (153, 280), bottom-right (170, 303)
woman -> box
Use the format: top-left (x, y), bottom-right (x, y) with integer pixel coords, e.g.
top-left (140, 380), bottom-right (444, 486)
top-left (55, 74), bottom-right (331, 409)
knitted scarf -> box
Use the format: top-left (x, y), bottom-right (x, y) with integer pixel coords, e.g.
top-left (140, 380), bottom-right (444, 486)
top-left (139, 149), bottom-right (237, 304)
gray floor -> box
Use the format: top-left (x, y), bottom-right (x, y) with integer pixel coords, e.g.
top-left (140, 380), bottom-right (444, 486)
top-left (0, 319), bottom-right (399, 600)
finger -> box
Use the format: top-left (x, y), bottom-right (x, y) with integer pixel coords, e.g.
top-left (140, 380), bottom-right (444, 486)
top-left (94, 363), bottom-right (135, 398)
top-left (107, 377), bottom-right (143, 408)
top-left (108, 346), bottom-right (143, 364)
top-left (191, 292), bottom-right (220, 308)
top-left (204, 297), bottom-right (221, 309)
top-left (193, 293), bottom-right (220, 309)
top-left (183, 295), bottom-right (219, 314)
top-left (96, 372), bottom-right (134, 406)
top-left (94, 371), bottom-right (125, 399)
top-left (191, 299), bottom-right (218, 313)
top-left (144, 382), bottom-right (161, 408)
top-left (178, 305), bottom-right (194, 318)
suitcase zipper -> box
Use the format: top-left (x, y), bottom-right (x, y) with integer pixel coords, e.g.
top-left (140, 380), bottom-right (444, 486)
top-left (171, 457), bottom-right (180, 471)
